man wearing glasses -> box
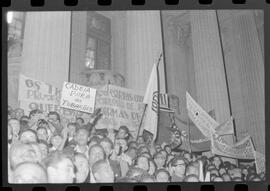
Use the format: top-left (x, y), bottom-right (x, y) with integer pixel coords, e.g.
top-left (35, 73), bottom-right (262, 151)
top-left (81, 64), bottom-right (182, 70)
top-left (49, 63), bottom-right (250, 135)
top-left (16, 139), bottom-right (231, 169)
top-left (170, 156), bottom-right (186, 182)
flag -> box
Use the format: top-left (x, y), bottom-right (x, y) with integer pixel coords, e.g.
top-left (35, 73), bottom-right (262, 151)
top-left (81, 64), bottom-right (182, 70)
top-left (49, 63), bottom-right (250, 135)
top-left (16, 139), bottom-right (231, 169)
top-left (215, 116), bottom-right (234, 136)
top-left (142, 63), bottom-right (159, 141)
top-left (159, 93), bottom-right (174, 113)
top-left (186, 92), bottom-right (219, 138)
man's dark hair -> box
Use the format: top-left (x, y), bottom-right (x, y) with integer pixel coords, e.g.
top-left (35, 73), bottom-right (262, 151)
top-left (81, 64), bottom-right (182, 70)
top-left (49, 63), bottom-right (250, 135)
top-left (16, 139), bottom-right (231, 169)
top-left (76, 117), bottom-right (84, 123)
top-left (67, 122), bottom-right (80, 130)
top-left (155, 168), bottom-right (171, 181)
top-left (29, 109), bottom-right (42, 118)
top-left (48, 111), bottom-right (61, 122)
top-left (20, 115), bottom-right (30, 121)
top-left (100, 137), bottom-right (114, 149)
top-left (19, 120), bottom-right (30, 133)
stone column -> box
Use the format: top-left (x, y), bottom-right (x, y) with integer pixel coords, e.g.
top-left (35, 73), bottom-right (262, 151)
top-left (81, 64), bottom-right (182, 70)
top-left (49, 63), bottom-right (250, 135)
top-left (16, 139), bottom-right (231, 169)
top-left (190, 10), bottom-right (231, 123)
top-left (190, 11), bottom-right (235, 162)
top-left (21, 12), bottom-right (71, 89)
top-left (218, 10), bottom-right (265, 154)
top-left (125, 11), bottom-right (166, 93)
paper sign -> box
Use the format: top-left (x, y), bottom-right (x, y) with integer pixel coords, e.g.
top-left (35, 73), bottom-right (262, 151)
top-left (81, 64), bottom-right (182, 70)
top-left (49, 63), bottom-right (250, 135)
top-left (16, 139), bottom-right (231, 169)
top-left (60, 82), bottom-right (96, 113)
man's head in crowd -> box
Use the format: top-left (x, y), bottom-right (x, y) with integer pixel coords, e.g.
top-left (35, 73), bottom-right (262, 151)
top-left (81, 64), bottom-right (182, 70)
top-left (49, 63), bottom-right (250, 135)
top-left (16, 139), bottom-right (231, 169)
top-left (154, 152), bottom-right (166, 169)
top-left (14, 108), bottom-right (25, 120)
top-left (50, 133), bottom-right (63, 149)
top-left (219, 167), bottom-right (227, 176)
top-left (155, 169), bottom-right (170, 182)
top-left (183, 174), bottom-right (199, 182)
top-left (213, 176), bottom-right (224, 182)
top-left (137, 136), bottom-right (145, 144)
top-left (88, 144), bottom-right (105, 168)
top-left (221, 173), bottom-right (231, 181)
top-left (67, 122), bottom-right (79, 138)
top-left (36, 126), bottom-right (49, 142)
top-left (12, 162), bottom-right (47, 183)
top-left (29, 109), bottom-right (42, 120)
top-left (135, 155), bottom-right (150, 171)
top-left (92, 160), bottom-right (114, 183)
top-left (137, 146), bottom-right (150, 156)
top-left (211, 156), bottom-right (223, 169)
top-left (117, 126), bottom-right (129, 140)
top-left (140, 173), bottom-right (155, 182)
top-left (164, 145), bottom-right (172, 154)
top-left (9, 142), bottom-right (42, 170)
top-left (228, 168), bottom-right (242, 179)
top-left (19, 129), bottom-right (38, 144)
top-left (38, 140), bottom-right (49, 159)
top-left (8, 118), bottom-right (20, 138)
top-left (74, 153), bottom-right (89, 183)
top-left (43, 151), bottom-right (75, 183)
top-left (126, 167), bottom-right (148, 181)
top-left (125, 146), bottom-right (137, 160)
top-left (47, 111), bottom-right (61, 125)
top-left (115, 138), bottom-right (128, 155)
top-left (20, 115), bottom-right (30, 122)
top-left (171, 157), bottom-right (186, 177)
top-left (75, 127), bottom-right (89, 146)
top-left (183, 152), bottom-right (192, 163)
top-left (128, 141), bottom-right (138, 148)
top-left (75, 117), bottom-right (84, 127)
top-left (88, 136), bottom-right (101, 148)
top-left (186, 161), bottom-right (200, 177)
top-left (100, 137), bottom-right (114, 158)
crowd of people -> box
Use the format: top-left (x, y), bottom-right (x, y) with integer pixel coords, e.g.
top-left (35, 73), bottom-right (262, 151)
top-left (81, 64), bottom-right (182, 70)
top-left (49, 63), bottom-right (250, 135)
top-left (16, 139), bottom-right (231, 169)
top-left (8, 106), bottom-right (265, 183)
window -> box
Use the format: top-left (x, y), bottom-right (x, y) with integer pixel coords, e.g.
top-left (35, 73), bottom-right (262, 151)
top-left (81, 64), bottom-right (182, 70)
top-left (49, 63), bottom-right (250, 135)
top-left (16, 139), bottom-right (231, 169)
top-left (8, 12), bottom-right (26, 58)
top-left (85, 12), bottom-right (111, 70)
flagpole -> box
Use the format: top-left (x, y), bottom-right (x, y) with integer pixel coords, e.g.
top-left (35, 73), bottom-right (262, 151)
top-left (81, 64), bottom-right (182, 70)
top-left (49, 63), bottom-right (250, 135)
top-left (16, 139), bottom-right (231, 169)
top-left (136, 104), bottom-right (147, 141)
top-left (187, 108), bottom-right (192, 153)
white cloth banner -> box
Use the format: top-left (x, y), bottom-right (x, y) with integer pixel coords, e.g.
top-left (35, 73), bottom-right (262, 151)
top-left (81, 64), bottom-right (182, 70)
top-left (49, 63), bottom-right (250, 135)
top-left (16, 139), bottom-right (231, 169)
top-left (211, 134), bottom-right (255, 159)
top-left (186, 92), bottom-right (219, 138)
top-left (18, 74), bottom-right (92, 126)
top-left (95, 84), bottom-right (145, 139)
top-left (215, 116), bottom-right (234, 136)
top-left (142, 63), bottom-right (159, 140)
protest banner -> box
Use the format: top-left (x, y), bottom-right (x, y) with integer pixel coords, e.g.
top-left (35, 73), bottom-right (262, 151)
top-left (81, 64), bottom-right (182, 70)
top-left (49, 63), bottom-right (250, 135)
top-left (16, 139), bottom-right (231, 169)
top-left (60, 82), bottom-right (96, 114)
top-left (186, 92), bottom-right (219, 138)
top-left (18, 75), bottom-right (92, 126)
top-left (215, 116), bottom-right (234, 136)
top-left (254, 151), bottom-right (265, 174)
top-left (95, 84), bottom-right (145, 139)
top-left (211, 134), bottom-right (255, 159)
top-left (18, 74), bottom-right (61, 104)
